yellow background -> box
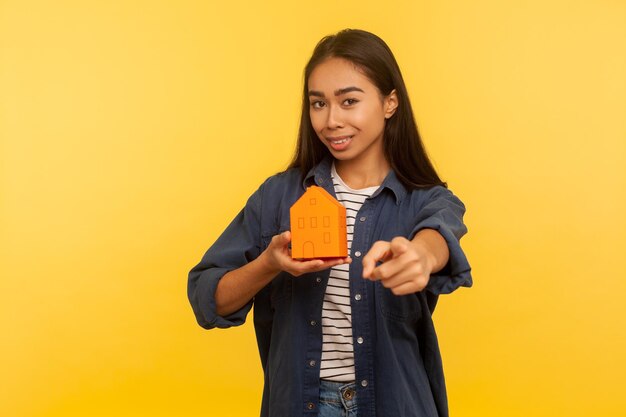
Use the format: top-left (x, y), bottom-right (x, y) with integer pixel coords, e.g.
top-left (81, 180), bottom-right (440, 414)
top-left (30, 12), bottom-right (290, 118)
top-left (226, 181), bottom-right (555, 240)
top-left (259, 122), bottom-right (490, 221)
top-left (1, 0), bottom-right (625, 416)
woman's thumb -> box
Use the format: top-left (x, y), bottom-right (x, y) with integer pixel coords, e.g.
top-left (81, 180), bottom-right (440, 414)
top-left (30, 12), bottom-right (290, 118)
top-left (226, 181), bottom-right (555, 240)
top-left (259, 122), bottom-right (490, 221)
top-left (280, 230), bottom-right (291, 243)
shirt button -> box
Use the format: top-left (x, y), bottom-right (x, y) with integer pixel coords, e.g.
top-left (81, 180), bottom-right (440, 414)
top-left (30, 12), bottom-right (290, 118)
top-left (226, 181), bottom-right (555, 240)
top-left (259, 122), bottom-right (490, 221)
top-left (306, 402), bottom-right (315, 410)
top-left (354, 251), bottom-right (362, 257)
top-left (361, 379), bottom-right (368, 387)
top-left (359, 216), bottom-right (366, 222)
top-left (315, 277), bottom-right (322, 283)
top-left (354, 294), bottom-right (362, 301)
top-left (357, 336), bottom-right (364, 344)
top-left (309, 360), bottom-right (316, 367)
top-left (318, 178), bottom-right (325, 184)
top-left (310, 320), bottom-right (317, 326)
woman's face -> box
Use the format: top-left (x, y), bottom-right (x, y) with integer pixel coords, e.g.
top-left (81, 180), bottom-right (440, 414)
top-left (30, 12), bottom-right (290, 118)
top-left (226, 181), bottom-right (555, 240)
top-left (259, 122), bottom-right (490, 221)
top-left (308, 57), bottom-right (397, 166)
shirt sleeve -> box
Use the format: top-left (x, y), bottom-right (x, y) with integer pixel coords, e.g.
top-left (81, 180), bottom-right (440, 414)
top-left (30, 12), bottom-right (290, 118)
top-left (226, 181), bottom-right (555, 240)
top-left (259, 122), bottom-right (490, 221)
top-left (187, 183), bottom-right (265, 329)
top-left (409, 186), bottom-right (472, 295)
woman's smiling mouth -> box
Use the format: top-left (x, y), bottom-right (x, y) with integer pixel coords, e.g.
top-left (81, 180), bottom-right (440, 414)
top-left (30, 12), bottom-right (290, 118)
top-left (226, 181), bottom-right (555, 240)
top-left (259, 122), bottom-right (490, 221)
top-left (327, 135), bottom-right (354, 150)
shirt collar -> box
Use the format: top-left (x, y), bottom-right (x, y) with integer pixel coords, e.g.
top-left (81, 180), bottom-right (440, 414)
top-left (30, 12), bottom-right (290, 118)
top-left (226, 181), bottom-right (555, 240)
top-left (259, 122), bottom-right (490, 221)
top-left (303, 155), bottom-right (407, 205)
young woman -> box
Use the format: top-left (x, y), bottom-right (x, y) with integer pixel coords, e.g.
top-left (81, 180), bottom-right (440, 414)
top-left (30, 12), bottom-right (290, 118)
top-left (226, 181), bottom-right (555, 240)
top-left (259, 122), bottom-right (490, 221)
top-left (188, 29), bottom-right (472, 417)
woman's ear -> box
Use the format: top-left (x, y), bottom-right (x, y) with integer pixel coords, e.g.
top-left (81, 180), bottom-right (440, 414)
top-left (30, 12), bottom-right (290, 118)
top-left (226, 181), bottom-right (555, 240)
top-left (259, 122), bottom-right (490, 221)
top-left (384, 89), bottom-right (398, 119)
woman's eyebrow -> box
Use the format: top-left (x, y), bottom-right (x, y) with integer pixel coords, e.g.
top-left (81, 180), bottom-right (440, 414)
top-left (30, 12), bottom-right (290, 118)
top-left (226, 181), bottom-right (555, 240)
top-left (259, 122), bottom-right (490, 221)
top-left (335, 86), bottom-right (364, 96)
top-left (308, 86), bottom-right (365, 97)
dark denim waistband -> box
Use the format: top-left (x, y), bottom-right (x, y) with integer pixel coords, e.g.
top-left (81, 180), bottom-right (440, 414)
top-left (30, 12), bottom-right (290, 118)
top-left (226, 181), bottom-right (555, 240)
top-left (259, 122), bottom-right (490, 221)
top-left (319, 380), bottom-right (357, 410)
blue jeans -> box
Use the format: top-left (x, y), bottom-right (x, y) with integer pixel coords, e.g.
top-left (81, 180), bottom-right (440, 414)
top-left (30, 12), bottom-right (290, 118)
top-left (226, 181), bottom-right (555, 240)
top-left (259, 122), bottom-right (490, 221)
top-left (318, 380), bottom-right (358, 417)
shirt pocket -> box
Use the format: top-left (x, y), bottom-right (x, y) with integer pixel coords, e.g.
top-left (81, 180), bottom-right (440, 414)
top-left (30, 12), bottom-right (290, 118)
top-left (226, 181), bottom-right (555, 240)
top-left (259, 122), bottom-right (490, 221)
top-left (261, 233), bottom-right (272, 253)
top-left (260, 217), bottom-right (291, 251)
top-left (376, 283), bottom-right (422, 322)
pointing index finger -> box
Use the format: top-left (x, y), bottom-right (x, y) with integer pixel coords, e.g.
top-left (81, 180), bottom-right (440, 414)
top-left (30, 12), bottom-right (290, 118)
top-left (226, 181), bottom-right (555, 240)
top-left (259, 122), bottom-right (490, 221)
top-left (362, 241), bottom-right (391, 279)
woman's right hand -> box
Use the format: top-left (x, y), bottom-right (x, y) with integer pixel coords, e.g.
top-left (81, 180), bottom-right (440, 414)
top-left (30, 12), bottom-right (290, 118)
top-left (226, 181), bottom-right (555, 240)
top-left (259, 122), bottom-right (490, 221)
top-left (260, 231), bottom-right (351, 277)
top-left (215, 230), bottom-right (351, 317)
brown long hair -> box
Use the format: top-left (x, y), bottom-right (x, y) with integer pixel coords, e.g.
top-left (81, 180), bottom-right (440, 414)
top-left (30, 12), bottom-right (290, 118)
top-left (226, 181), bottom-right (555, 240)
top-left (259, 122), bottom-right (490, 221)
top-left (288, 29), bottom-right (447, 189)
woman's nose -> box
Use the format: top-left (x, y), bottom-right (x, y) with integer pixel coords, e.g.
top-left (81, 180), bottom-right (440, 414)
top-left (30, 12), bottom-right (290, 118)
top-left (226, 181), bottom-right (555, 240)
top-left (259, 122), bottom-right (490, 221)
top-left (326, 106), bottom-right (344, 129)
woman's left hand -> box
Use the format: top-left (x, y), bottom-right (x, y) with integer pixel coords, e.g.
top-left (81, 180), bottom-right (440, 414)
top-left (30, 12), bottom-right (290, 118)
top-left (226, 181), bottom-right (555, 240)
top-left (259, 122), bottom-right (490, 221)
top-left (361, 236), bottom-right (436, 295)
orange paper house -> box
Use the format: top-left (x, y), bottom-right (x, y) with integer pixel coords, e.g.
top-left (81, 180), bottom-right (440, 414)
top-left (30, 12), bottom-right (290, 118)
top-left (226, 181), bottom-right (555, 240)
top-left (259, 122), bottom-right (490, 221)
top-left (290, 186), bottom-right (348, 259)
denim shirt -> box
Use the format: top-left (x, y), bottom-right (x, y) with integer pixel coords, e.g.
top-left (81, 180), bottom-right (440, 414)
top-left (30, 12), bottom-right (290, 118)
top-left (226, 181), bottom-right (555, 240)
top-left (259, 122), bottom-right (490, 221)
top-left (188, 156), bottom-right (472, 417)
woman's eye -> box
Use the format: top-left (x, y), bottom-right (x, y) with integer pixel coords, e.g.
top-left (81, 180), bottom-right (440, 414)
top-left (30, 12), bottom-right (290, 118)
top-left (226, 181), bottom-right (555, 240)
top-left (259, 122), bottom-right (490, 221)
top-left (343, 98), bottom-right (358, 106)
top-left (311, 101), bottom-right (326, 109)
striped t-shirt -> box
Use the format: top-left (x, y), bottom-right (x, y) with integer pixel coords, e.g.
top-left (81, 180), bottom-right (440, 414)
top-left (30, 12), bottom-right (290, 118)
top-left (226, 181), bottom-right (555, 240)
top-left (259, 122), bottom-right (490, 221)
top-left (319, 163), bottom-right (379, 382)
